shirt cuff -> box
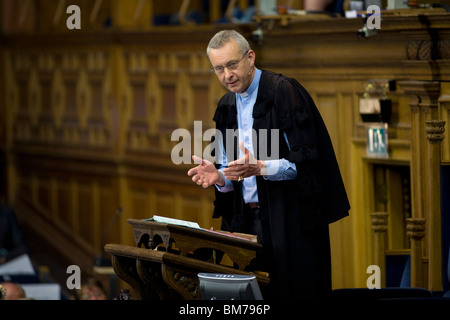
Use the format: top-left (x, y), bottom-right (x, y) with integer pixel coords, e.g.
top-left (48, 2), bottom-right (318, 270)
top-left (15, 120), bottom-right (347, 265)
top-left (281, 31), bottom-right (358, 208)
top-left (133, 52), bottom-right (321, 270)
top-left (263, 159), bottom-right (297, 181)
top-left (215, 169), bottom-right (234, 192)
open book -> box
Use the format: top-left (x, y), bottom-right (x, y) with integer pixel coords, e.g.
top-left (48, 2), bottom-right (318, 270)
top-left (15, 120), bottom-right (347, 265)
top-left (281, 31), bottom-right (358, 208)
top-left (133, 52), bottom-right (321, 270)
top-left (143, 215), bottom-right (258, 243)
top-left (144, 215), bottom-right (201, 229)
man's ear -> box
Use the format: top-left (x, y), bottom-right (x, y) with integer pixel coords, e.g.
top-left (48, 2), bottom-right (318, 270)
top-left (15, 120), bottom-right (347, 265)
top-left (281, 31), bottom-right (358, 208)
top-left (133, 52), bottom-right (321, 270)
top-left (247, 49), bottom-right (256, 65)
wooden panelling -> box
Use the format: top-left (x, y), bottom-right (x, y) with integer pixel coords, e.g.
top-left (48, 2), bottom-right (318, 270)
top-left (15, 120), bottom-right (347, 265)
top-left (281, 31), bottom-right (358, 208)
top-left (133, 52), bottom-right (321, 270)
top-left (4, 49), bottom-right (114, 153)
top-left (56, 178), bottom-right (73, 228)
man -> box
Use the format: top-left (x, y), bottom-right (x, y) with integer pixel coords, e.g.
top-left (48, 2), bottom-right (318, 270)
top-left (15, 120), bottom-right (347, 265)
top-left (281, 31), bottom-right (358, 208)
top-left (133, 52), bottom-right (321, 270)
top-left (187, 30), bottom-right (349, 299)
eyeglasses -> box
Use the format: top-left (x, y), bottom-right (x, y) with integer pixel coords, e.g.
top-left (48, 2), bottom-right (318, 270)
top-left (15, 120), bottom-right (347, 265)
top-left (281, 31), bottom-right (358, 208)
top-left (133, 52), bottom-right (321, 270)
top-left (211, 50), bottom-right (249, 75)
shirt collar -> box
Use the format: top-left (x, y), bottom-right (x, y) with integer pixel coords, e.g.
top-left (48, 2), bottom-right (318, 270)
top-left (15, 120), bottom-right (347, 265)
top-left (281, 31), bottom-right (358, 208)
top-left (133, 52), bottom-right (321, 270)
top-left (238, 68), bottom-right (261, 98)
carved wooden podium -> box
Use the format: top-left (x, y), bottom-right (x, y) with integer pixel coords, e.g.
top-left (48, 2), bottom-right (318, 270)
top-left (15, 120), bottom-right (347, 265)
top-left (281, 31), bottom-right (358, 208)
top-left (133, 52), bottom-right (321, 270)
top-left (104, 219), bottom-right (270, 300)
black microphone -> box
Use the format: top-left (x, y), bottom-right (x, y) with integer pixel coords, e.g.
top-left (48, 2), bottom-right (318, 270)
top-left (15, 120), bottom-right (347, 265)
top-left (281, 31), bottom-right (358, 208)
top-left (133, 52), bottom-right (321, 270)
top-left (94, 206), bottom-right (122, 266)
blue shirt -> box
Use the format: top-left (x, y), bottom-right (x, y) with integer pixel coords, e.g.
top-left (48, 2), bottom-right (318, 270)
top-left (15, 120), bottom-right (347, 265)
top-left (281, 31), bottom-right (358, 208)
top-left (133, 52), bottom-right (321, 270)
top-left (216, 68), bottom-right (297, 203)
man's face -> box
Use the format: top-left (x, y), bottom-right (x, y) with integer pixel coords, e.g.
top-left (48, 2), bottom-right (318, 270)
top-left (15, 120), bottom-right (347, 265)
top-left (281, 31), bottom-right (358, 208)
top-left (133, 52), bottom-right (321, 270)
top-left (208, 39), bottom-right (255, 94)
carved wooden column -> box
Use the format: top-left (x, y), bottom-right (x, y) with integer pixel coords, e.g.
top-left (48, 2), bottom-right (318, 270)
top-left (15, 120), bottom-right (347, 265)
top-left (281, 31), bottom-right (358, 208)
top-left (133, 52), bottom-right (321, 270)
top-left (370, 212), bottom-right (389, 287)
top-left (399, 81), bottom-right (440, 220)
top-left (406, 217), bottom-right (426, 287)
top-left (399, 81), bottom-right (441, 289)
top-left (425, 120), bottom-right (446, 291)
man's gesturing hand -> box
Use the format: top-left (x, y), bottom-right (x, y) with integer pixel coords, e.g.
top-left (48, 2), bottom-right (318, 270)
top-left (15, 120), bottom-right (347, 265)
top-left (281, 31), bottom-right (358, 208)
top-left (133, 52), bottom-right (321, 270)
top-left (187, 155), bottom-right (225, 188)
top-left (223, 142), bottom-right (267, 181)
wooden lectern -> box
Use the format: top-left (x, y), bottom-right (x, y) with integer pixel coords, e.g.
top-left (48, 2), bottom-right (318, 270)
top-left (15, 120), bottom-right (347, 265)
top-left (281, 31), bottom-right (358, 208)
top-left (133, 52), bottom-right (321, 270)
top-left (104, 219), bottom-right (270, 300)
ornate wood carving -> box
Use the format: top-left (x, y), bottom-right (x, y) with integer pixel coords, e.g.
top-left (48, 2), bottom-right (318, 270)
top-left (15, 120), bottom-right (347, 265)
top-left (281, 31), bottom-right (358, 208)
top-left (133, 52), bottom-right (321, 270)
top-left (406, 217), bottom-right (426, 287)
top-left (162, 264), bottom-right (201, 300)
top-left (137, 259), bottom-right (178, 300)
top-left (111, 255), bottom-right (158, 300)
top-left (370, 212), bottom-right (389, 233)
top-left (5, 50), bottom-right (113, 150)
top-left (105, 243), bottom-right (269, 300)
top-left (406, 218), bottom-right (427, 240)
top-left (370, 212), bottom-right (389, 287)
top-left (425, 119), bottom-right (445, 291)
top-left (127, 218), bottom-right (261, 271)
top-left (425, 120), bottom-right (446, 143)
top-left (407, 40), bottom-right (450, 61)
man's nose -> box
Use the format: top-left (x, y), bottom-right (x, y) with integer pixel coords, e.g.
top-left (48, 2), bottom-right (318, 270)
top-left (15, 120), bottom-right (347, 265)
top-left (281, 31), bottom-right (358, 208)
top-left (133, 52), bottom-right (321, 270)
top-left (223, 67), bottom-right (233, 79)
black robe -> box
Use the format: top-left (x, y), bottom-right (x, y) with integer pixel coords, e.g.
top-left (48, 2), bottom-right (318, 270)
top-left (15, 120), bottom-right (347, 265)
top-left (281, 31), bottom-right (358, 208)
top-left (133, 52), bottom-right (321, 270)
top-left (212, 70), bottom-right (350, 300)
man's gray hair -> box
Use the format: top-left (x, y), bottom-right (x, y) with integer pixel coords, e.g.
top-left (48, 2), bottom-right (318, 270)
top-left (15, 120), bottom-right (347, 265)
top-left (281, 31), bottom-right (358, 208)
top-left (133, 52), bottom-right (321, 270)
top-left (206, 30), bottom-right (251, 57)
